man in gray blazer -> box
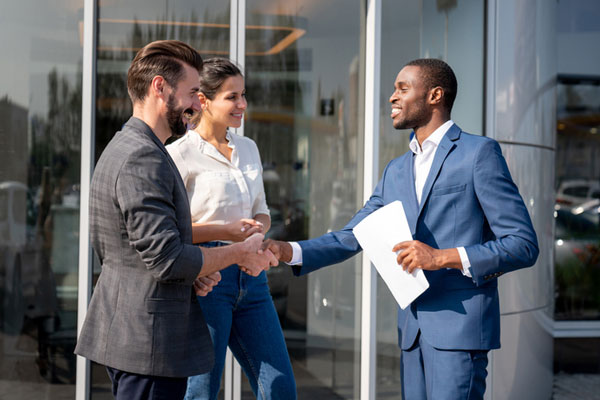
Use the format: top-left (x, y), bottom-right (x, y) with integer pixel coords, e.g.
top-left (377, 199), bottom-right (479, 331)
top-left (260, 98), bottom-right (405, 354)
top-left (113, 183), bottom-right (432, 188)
top-left (75, 40), bottom-right (277, 400)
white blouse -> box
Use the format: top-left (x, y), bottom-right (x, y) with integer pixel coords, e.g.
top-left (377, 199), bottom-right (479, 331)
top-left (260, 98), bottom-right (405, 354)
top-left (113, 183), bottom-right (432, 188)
top-left (166, 130), bottom-right (269, 225)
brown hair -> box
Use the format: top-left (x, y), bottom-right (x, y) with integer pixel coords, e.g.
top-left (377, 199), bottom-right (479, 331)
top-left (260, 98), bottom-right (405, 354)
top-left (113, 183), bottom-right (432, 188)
top-left (127, 40), bottom-right (203, 103)
top-left (190, 57), bottom-right (243, 126)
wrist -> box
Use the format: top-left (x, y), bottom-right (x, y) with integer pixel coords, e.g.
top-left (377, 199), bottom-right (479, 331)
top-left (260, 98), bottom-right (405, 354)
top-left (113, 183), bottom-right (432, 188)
top-left (281, 242), bottom-right (293, 263)
top-left (436, 248), bottom-right (461, 270)
top-left (229, 242), bottom-right (245, 265)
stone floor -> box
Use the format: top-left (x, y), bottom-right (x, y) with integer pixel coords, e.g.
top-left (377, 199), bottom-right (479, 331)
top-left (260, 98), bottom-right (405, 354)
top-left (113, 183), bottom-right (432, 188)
top-left (552, 373), bottom-right (600, 400)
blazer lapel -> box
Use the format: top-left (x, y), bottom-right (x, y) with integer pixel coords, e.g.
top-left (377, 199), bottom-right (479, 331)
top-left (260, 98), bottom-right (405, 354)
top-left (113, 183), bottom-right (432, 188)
top-left (127, 117), bottom-right (191, 208)
top-left (417, 124), bottom-right (461, 218)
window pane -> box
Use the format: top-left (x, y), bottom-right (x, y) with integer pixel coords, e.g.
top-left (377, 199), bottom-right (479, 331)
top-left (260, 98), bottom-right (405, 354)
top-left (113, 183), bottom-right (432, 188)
top-left (92, 1), bottom-right (230, 397)
top-left (0, 1), bottom-right (83, 398)
top-left (554, 77), bottom-right (600, 321)
top-left (243, 1), bottom-right (365, 398)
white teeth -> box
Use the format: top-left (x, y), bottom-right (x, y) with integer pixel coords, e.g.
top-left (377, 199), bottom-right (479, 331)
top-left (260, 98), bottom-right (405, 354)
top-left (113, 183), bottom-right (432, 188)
top-left (391, 109), bottom-right (401, 116)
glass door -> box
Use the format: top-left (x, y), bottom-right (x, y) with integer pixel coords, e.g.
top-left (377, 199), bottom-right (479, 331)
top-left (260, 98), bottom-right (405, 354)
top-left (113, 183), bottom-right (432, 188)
top-left (243, 1), bottom-right (365, 398)
top-left (0, 0), bottom-right (83, 398)
top-left (92, 1), bottom-right (230, 397)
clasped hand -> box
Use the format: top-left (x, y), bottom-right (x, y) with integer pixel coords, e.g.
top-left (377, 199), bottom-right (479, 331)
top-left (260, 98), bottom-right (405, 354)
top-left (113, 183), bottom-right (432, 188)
top-left (226, 218), bottom-right (264, 242)
top-left (236, 233), bottom-right (279, 277)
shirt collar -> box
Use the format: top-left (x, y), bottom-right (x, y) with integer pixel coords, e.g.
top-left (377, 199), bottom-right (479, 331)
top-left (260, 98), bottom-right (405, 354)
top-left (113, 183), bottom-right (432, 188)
top-left (189, 129), bottom-right (236, 151)
top-left (409, 120), bottom-right (454, 155)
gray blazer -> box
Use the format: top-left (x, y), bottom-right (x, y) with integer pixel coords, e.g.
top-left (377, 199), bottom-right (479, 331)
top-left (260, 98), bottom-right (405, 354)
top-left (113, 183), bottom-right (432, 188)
top-left (75, 117), bottom-right (214, 377)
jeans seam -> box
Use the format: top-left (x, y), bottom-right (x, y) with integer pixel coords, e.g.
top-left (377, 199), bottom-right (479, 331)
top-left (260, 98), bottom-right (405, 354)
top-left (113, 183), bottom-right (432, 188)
top-left (231, 327), bottom-right (266, 399)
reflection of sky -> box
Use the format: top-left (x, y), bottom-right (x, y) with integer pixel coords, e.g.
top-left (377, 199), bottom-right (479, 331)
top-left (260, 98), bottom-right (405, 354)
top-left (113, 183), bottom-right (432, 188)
top-left (558, 0), bottom-right (600, 33)
top-left (0, 1), bottom-right (83, 112)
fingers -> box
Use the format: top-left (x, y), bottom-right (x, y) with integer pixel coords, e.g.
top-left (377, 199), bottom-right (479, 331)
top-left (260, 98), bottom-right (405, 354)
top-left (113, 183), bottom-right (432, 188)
top-left (243, 225), bottom-right (263, 236)
top-left (392, 241), bottom-right (413, 252)
top-left (240, 219), bottom-right (263, 233)
top-left (264, 249), bottom-right (279, 267)
top-left (194, 272), bottom-right (222, 296)
top-left (260, 239), bottom-right (281, 260)
top-left (260, 239), bottom-right (272, 252)
top-left (239, 264), bottom-right (262, 277)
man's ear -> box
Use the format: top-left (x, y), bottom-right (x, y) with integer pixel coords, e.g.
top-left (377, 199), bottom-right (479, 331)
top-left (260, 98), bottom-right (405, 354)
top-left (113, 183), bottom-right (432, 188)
top-left (429, 86), bottom-right (444, 105)
top-left (150, 75), bottom-right (167, 98)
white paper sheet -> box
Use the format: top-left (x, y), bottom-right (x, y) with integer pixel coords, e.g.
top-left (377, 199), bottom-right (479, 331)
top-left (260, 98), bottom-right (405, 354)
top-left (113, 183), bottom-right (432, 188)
top-left (352, 201), bottom-right (429, 309)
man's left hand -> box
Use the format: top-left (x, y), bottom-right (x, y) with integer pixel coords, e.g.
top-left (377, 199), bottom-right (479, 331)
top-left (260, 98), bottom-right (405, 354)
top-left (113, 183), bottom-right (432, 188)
top-left (393, 240), bottom-right (441, 273)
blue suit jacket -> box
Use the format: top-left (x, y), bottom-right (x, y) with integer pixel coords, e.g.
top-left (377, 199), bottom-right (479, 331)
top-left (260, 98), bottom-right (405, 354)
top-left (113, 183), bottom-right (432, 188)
top-left (293, 124), bottom-right (539, 351)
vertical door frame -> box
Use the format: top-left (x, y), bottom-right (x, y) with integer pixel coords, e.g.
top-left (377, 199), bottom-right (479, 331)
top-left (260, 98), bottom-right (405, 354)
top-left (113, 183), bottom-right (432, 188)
top-left (361, 0), bottom-right (381, 399)
top-left (76, 0), bottom-right (97, 399)
top-left (224, 1), bottom-right (246, 399)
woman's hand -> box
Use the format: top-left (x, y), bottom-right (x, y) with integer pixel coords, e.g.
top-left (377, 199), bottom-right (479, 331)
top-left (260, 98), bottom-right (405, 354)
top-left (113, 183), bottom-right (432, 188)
top-left (225, 218), bottom-right (264, 242)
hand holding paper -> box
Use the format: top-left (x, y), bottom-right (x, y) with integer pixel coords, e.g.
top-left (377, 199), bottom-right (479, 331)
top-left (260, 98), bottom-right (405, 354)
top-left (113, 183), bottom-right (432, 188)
top-left (352, 201), bottom-right (429, 309)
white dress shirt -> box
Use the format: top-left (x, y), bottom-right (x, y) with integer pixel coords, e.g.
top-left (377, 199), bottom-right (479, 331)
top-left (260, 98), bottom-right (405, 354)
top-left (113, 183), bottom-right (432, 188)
top-left (290, 120), bottom-right (471, 278)
top-left (166, 130), bottom-right (269, 227)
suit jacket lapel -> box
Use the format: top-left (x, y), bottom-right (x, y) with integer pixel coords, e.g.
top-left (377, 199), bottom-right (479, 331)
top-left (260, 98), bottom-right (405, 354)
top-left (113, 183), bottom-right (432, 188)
top-left (417, 124), bottom-right (460, 218)
top-left (127, 117), bottom-right (191, 209)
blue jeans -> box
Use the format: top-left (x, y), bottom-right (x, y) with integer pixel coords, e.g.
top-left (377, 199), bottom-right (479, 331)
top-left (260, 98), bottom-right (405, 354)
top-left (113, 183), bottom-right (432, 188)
top-left (185, 242), bottom-right (297, 400)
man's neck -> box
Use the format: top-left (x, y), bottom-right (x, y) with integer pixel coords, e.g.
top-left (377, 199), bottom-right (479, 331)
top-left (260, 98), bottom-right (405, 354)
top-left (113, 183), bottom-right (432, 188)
top-left (414, 115), bottom-right (450, 146)
top-left (132, 102), bottom-right (170, 144)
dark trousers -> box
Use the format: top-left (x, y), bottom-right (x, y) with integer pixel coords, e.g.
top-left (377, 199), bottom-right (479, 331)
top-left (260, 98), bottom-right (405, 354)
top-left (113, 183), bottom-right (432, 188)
top-left (106, 366), bottom-right (187, 400)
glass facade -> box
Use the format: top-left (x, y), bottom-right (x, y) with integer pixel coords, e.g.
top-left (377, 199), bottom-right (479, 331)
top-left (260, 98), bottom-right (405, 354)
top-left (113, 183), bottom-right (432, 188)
top-left (0, 0), bottom-right (83, 398)
top-left (375, 1), bottom-right (485, 397)
top-left (555, 76), bottom-right (600, 322)
top-left (90, 1), bottom-right (231, 397)
top-left (242, 1), bottom-right (364, 397)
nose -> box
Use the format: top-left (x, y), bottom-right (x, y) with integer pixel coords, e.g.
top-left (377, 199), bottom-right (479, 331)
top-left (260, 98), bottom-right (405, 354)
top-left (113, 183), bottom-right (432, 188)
top-left (238, 96), bottom-right (247, 110)
top-left (389, 91), bottom-right (397, 103)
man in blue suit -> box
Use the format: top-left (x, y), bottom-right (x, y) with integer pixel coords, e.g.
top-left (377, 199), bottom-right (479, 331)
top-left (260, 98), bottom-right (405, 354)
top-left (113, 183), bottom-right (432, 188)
top-left (263, 58), bottom-right (538, 399)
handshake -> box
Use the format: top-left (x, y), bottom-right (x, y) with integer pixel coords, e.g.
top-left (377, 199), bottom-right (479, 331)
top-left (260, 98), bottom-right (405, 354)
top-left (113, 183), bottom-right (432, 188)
top-left (194, 234), bottom-right (292, 296)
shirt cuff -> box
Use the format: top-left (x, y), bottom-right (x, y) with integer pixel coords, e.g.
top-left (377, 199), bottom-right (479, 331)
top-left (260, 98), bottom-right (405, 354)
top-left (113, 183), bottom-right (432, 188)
top-left (457, 247), bottom-right (472, 278)
top-left (287, 241), bottom-right (303, 265)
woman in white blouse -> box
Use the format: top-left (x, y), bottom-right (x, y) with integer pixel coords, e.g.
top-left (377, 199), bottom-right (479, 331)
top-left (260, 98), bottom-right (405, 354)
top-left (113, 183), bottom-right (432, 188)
top-left (166, 58), bottom-right (296, 400)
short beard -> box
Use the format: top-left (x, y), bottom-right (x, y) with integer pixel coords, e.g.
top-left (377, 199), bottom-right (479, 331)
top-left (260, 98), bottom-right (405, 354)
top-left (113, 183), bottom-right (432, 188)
top-left (166, 93), bottom-right (187, 137)
top-left (393, 95), bottom-right (430, 131)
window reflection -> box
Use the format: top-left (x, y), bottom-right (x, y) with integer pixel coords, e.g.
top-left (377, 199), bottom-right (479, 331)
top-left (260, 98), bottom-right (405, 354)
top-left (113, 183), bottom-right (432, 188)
top-left (92, 0), bottom-right (231, 397)
top-left (0, 0), bottom-right (82, 397)
top-left (243, 1), bottom-right (364, 398)
top-left (555, 76), bottom-right (600, 321)
top-left (377, 0), bottom-right (484, 397)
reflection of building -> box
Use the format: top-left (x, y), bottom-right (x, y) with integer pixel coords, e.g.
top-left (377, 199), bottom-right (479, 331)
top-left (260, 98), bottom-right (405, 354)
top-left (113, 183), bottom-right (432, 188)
top-left (0, 98), bottom-right (28, 183)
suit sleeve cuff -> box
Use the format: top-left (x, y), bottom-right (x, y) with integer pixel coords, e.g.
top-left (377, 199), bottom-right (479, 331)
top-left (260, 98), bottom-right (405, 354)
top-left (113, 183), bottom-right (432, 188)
top-left (287, 241), bottom-right (303, 265)
top-left (457, 247), bottom-right (472, 278)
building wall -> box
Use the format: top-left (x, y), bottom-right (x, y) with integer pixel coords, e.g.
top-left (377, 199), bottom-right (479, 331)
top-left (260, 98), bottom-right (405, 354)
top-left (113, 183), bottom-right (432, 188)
top-left (485, 0), bottom-right (557, 399)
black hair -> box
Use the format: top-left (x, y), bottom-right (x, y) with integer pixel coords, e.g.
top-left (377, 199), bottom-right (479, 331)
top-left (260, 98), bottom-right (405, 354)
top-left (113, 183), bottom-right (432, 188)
top-left (405, 58), bottom-right (457, 112)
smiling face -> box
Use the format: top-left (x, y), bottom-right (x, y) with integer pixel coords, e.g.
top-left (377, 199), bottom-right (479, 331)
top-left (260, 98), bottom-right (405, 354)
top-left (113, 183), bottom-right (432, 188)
top-left (201, 74), bottom-right (247, 129)
top-left (165, 63), bottom-right (201, 136)
top-left (389, 65), bottom-right (432, 131)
